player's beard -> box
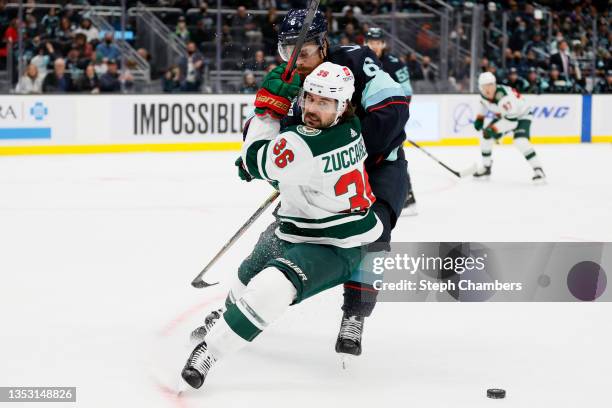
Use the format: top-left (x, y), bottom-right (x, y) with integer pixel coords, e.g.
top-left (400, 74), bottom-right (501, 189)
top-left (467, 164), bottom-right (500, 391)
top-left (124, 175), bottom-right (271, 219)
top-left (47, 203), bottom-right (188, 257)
top-left (304, 113), bottom-right (321, 128)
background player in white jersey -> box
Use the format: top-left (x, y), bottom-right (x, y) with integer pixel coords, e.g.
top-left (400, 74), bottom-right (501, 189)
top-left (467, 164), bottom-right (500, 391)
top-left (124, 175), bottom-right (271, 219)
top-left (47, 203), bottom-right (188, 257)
top-left (473, 72), bottom-right (546, 182)
top-left (181, 62), bottom-right (383, 390)
top-left (365, 27), bottom-right (417, 214)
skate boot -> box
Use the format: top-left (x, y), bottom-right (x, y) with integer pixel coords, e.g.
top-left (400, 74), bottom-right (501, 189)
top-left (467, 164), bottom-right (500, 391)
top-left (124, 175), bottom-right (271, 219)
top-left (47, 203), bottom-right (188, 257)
top-left (402, 190), bottom-right (418, 216)
top-left (190, 308), bottom-right (223, 344)
top-left (335, 313), bottom-right (364, 356)
top-left (532, 167), bottom-right (546, 183)
top-left (181, 341), bottom-right (216, 389)
top-left (473, 165), bottom-right (492, 179)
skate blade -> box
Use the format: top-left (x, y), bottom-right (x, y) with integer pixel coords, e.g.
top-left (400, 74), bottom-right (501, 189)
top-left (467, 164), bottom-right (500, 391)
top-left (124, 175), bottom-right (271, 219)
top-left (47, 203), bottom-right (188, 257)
top-left (532, 178), bottom-right (547, 185)
top-left (340, 354), bottom-right (356, 370)
top-left (473, 175), bottom-right (491, 181)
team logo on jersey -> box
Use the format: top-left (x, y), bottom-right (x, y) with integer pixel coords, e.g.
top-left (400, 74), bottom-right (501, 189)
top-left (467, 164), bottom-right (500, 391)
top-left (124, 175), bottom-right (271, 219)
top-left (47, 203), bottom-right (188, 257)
top-left (296, 125), bottom-right (322, 136)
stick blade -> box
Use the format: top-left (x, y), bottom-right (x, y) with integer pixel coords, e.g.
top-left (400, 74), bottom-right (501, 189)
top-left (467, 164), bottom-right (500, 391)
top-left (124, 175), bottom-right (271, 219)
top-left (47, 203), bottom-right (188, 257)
top-left (191, 279), bottom-right (219, 289)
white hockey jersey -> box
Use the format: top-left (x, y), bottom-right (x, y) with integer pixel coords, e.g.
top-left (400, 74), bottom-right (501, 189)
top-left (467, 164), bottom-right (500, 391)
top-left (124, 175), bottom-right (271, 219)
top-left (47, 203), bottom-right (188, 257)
top-left (478, 85), bottom-right (532, 121)
top-left (241, 115), bottom-right (382, 248)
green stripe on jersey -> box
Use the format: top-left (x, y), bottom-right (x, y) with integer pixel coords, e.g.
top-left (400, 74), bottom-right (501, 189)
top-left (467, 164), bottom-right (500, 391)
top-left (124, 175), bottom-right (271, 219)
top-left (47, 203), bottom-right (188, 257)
top-left (244, 140), bottom-right (268, 180)
top-left (279, 211), bottom-right (368, 224)
top-left (279, 210), bottom-right (377, 240)
top-left (285, 117), bottom-right (362, 157)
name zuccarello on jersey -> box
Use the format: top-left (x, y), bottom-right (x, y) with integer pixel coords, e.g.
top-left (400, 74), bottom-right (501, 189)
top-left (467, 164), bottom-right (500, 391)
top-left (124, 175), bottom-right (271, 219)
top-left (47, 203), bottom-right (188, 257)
top-left (321, 138), bottom-right (367, 173)
top-left (133, 102), bottom-right (251, 135)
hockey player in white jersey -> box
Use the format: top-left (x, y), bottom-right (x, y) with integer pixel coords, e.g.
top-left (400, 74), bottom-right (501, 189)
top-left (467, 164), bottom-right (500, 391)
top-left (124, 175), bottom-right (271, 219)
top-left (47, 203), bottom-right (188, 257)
top-left (473, 72), bottom-right (546, 182)
top-left (181, 62), bottom-right (382, 390)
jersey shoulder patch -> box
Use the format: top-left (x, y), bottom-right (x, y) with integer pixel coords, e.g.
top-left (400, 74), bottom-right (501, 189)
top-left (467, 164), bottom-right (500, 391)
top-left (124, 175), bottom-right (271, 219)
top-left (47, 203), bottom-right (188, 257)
top-left (296, 125), bottom-right (322, 136)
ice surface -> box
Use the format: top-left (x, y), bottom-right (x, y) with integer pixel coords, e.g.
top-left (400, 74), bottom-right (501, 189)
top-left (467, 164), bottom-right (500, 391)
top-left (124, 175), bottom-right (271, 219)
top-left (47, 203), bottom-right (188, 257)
top-left (0, 144), bottom-right (611, 408)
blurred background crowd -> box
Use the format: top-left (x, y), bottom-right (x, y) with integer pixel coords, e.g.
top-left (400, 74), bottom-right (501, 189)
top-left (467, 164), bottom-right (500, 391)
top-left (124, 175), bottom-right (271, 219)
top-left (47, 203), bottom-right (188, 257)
top-left (1, 0), bottom-right (610, 94)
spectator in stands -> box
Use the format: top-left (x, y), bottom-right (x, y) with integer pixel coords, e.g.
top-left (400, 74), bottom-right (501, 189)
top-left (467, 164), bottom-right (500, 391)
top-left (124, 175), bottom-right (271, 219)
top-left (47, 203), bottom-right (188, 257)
top-left (163, 65), bottom-right (182, 93)
top-left (522, 31), bottom-right (548, 62)
top-left (55, 17), bottom-right (75, 53)
top-left (0, 1), bottom-right (10, 30)
top-left (99, 59), bottom-right (131, 93)
top-left (549, 39), bottom-right (572, 79)
top-left (325, 8), bottom-right (338, 35)
top-left (261, 8), bottom-right (280, 56)
top-left (175, 16), bottom-right (190, 43)
top-left (525, 49), bottom-right (545, 71)
top-left (543, 64), bottom-right (576, 93)
top-left (190, 18), bottom-right (210, 48)
top-left (239, 71), bottom-right (258, 94)
top-left (198, 2), bottom-right (215, 31)
top-left (524, 67), bottom-right (546, 94)
top-left (593, 70), bottom-right (612, 94)
top-left (508, 50), bottom-right (528, 78)
top-left (40, 7), bottom-right (59, 37)
top-left (77, 63), bottom-right (100, 93)
top-left (74, 18), bottom-right (99, 43)
top-left (25, 13), bottom-right (40, 39)
top-left (178, 41), bottom-right (205, 92)
top-left (65, 47), bottom-right (86, 76)
top-left (502, 67), bottom-right (528, 92)
top-left (227, 6), bottom-right (257, 43)
top-left (405, 52), bottom-right (424, 80)
top-left (73, 33), bottom-right (94, 61)
top-left (30, 42), bottom-right (55, 77)
top-left (96, 32), bottom-right (120, 63)
top-left (338, 7), bottom-right (359, 31)
top-left (480, 57), bottom-right (490, 73)
top-left (509, 18), bottom-right (530, 52)
top-left (421, 56), bottom-right (436, 82)
top-left (94, 57), bottom-right (108, 76)
top-left (1, 18), bottom-right (18, 67)
top-left (42, 58), bottom-right (74, 93)
top-left (549, 31), bottom-right (565, 54)
top-left (416, 23), bottom-right (438, 57)
top-left (16, 63), bottom-right (43, 94)
top-left (343, 23), bottom-right (357, 44)
top-left (244, 50), bottom-right (267, 71)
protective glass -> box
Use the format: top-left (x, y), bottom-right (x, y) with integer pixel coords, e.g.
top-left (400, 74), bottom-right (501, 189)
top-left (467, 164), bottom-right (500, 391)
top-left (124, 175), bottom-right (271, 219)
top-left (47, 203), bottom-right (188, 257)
top-left (278, 43), bottom-right (321, 62)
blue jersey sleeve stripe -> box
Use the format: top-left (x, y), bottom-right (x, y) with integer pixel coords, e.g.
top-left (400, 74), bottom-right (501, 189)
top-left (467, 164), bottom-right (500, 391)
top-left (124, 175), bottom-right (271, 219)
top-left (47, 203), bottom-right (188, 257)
top-left (361, 71), bottom-right (406, 109)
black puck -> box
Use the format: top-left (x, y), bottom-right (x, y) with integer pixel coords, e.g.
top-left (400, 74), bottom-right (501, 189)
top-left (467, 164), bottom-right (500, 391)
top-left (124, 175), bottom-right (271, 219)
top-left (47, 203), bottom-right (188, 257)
top-left (487, 388), bottom-right (506, 399)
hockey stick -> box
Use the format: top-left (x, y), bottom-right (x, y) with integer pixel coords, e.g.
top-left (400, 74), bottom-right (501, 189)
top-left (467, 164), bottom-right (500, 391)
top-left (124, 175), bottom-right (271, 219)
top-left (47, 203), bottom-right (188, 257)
top-left (406, 139), bottom-right (476, 178)
top-left (191, 2), bottom-right (319, 289)
top-left (191, 190), bottom-right (280, 288)
top-left (281, 0), bottom-right (321, 82)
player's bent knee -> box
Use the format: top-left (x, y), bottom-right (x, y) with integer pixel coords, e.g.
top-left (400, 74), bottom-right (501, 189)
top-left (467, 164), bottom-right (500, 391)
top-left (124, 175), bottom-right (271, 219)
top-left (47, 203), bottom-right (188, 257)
top-left (241, 267), bottom-right (297, 324)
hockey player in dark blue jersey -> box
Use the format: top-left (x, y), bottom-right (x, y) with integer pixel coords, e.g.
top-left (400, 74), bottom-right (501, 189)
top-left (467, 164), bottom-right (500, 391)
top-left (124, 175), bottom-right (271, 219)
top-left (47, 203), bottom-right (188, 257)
top-left (232, 9), bottom-right (410, 360)
top-left (365, 27), bottom-right (417, 214)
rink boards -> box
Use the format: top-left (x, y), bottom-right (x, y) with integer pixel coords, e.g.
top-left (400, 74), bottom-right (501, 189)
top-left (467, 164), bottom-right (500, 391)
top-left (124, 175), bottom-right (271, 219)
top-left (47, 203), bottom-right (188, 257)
top-left (0, 94), bottom-right (610, 155)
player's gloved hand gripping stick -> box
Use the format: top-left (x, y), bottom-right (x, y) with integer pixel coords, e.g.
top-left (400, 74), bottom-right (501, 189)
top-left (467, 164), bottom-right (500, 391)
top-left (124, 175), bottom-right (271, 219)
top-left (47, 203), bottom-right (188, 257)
top-left (191, 0), bottom-right (320, 289)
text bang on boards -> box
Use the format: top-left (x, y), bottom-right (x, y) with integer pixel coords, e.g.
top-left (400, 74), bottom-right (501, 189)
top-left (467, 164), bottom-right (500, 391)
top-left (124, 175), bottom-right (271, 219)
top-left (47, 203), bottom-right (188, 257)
top-left (132, 102), bottom-right (251, 136)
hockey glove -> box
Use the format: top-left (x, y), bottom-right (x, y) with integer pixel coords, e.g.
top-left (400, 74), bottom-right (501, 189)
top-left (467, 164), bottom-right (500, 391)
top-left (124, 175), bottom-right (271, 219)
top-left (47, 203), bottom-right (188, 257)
top-left (473, 116), bottom-right (484, 131)
top-left (254, 64), bottom-right (301, 119)
top-left (235, 157), bottom-right (254, 182)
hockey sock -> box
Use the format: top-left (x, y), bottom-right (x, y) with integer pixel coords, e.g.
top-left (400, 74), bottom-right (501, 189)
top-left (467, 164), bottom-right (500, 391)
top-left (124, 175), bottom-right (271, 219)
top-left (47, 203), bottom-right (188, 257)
top-left (207, 267), bottom-right (297, 360)
top-left (514, 137), bottom-right (542, 170)
top-left (481, 137), bottom-right (494, 167)
top-left (225, 279), bottom-right (247, 308)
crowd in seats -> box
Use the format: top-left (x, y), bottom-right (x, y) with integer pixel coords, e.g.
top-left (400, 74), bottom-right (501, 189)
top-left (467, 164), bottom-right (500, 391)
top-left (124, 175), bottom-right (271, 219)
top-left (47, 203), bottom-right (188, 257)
top-left (2, 0), bottom-right (610, 94)
top-left (476, 1), bottom-right (610, 93)
top-left (1, 1), bottom-right (137, 93)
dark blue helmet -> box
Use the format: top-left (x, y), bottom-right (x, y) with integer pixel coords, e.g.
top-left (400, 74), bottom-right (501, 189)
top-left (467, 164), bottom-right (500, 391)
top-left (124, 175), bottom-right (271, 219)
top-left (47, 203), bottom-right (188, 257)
top-left (366, 27), bottom-right (385, 41)
top-left (278, 9), bottom-right (327, 47)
